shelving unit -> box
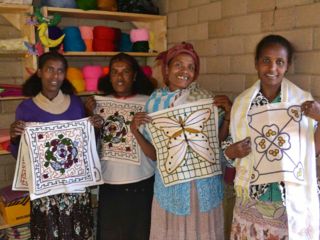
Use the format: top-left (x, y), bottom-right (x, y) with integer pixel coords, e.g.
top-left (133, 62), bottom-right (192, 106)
top-left (0, 214), bottom-right (29, 231)
top-left (0, 3), bottom-right (35, 229)
top-left (40, 6), bottom-right (167, 91)
top-left (41, 6), bottom-right (167, 56)
top-left (0, 3), bottom-right (36, 80)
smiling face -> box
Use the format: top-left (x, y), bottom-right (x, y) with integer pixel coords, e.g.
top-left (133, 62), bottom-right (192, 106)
top-left (166, 53), bottom-right (195, 91)
top-left (37, 59), bottom-right (66, 100)
top-left (110, 60), bottom-right (135, 97)
top-left (255, 43), bottom-right (290, 91)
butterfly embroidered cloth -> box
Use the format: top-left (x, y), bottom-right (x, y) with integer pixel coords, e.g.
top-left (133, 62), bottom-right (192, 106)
top-left (12, 118), bottom-right (103, 200)
top-left (146, 98), bottom-right (221, 187)
top-left (248, 103), bottom-right (307, 185)
top-left (94, 95), bottom-right (147, 165)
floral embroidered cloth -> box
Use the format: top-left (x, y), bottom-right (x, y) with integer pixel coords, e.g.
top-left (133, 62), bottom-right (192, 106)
top-left (12, 118), bottom-right (103, 200)
top-left (146, 98), bottom-right (221, 187)
top-left (94, 95), bottom-right (147, 165)
top-left (248, 103), bottom-right (306, 185)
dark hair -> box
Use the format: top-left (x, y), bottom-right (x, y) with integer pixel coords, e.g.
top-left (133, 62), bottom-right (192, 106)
top-left (98, 53), bottom-right (155, 95)
top-left (255, 35), bottom-right (294, 65)
top-left (22, 51), bottom-right (75, 97)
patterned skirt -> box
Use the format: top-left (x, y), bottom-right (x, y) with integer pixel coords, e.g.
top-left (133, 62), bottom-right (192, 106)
top-left (230, 197), bottom-right (288, 240)
top-left (149, 182), bottom-right (224, 240)
top-left (30, 191), bottom-right (93, 240)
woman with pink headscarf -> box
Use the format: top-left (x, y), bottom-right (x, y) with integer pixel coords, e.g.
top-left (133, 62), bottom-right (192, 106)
top-left (131, 42), bottom-right (232, 239)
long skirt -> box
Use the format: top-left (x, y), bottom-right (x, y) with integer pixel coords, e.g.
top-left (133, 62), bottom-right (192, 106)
top-left (97, 176), bottom-right (154, 240)
top-left (150, 182), bottom-right (224, 240)
top-left (30, 191), bottom-right (93, 240)
top-left (230, 197), bottom-right (288, 239)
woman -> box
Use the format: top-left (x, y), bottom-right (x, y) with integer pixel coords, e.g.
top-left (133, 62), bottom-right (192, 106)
top-left (132, 42), bottom-right (232, 239)
top-left (10, 51), bottom-right (102, 239)
top-left (85, 53), bottom-right (155, 240)
top-left (225, 35), bottom-right (320, 239)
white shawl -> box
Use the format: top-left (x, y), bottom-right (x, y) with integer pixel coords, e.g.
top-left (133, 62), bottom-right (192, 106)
top-left (230, 78), bottom-right (319, 239)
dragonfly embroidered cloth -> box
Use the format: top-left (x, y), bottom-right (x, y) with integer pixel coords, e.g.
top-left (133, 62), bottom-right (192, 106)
top-left (248, 103), bottom-right (307, 185)
top-left (12, 118), bottom-right (103, 200)
top-left (146, 98), bottom-right (221, 187)
top-left (94, 95), bottom-right (147, 165)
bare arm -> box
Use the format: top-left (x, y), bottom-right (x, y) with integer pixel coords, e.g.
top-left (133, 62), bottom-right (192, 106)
top-left (224, 137), bottom-right (252, 160)
top-left (214, 95), bottom-right (232, 142)
top-left (301, 100), bottom-right (320, 157)
top-left (130, 112), bottom-right (157, 161)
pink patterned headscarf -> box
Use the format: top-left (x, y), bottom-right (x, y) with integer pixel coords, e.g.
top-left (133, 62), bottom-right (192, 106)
top-left (156, 42), bottom-right (200, 84)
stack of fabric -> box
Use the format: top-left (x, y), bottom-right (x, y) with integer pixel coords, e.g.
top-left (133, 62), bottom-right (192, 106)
top-left (0, 129), bottom-right (10, 153)
top-left (0, 84), bottom-right (22, 98)
top-left (5, 224), bottom-right (30, 240)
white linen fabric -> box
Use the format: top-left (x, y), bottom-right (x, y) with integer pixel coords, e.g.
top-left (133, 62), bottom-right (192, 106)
top-left (248, 103), bottom-right (306, 185)
top-left (147, 98), bottom-right (221, 187)
top-left (12, 118), bottom-right (103, 200)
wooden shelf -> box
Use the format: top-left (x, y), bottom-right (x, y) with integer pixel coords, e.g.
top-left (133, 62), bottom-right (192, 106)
top-left (0, 150), bottom-right (10, 156)
top-left (0, 4), bottom-right (32, 14)
top-left (42, 6), bottom-right (165, 22)
top-left (0, 214), bottom-right (29, 230)
top-left (0, 50), bottom-right (27, 57)
top-left (63, 51), bottom-right (159, 57)
top-left (42, 6), bottom-right (167, 55)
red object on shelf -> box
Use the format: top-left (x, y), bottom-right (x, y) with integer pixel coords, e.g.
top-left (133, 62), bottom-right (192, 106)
top-left (0, 84), bottom-right (22, 97)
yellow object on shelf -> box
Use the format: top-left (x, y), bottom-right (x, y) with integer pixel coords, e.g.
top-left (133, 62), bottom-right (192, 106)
top-left (0, 186), bottom-right (30, 225)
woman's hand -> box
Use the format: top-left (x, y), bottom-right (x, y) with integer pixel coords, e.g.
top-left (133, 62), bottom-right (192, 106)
top-left (89, 114), bottom-right (104, 129)
top-left (225, 137), bottom-right (251, 160)
top-left (85, 96), bottom-right (97, 116)
top-left (214, 95), bottom-right (232, 120)
top-left (10, 120), bottom-right (26, 143)
top-left (301, 100), bottom-right (320, 122)
top-left (130, 112), bottom-right (152, 134)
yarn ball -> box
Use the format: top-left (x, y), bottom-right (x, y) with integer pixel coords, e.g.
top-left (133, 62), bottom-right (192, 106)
top-left (119, 33), bottom-right (132, 52)
top-left (132, 41), bottom-right (149, 52)
top-left (97, 0), bottom-right (117, 11)
top-left (130, 28), bottom-right (149, 43)
top-left (41, 0), bottom-right (77, 8)
top-left (82, 65), bottom-right (103, 91)
top-left (76, 0), bottom-right (97, 10)
top-left (63, 26), bottom-right (86, 52)
top-left (79, 26), bottom-right (94, 40)
top-left (66, 67), bottom-right (85, 93)
top-left (141, 66), bottom-right (152, 78)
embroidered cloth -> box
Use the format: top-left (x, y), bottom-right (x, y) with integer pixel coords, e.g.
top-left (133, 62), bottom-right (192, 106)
top-left (147, 98), bottom-right (221, 187)
top-left (13, 118), bottom-right (103, 200)
top-left (94, 95), bottom-right (146, 165)
top-left (248, 103), bottom-right (306, 185)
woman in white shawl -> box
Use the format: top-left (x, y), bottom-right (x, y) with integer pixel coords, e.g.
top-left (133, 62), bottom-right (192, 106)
top-left (224, 35), bottom-right (320, 239)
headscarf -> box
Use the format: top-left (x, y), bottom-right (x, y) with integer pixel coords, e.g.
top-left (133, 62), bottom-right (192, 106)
top-left (156, 42), bottom-right (200, 84)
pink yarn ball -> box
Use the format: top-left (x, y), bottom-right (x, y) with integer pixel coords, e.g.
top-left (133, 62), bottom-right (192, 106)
top-left (82, 65), bottom-right (103, 91)
top-left (130, 28), bottom-right (149, 43)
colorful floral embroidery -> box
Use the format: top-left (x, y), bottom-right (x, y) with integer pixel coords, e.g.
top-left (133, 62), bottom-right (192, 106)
top-left (44, 134), bottom-right (79, 174)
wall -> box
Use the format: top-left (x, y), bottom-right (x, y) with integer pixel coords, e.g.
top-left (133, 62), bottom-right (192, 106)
top-left (160, 0), bottom-right (320, 100)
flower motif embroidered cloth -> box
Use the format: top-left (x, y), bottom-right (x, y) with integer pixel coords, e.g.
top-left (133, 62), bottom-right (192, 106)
top-left (12, 118), bottom-right (103, 200)
top-left (146, 98), bottom-right (221, 187)
top-left (248, 103), bottom-right (307, 185)
top-left (94, 95), bottom-right (147, 165)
